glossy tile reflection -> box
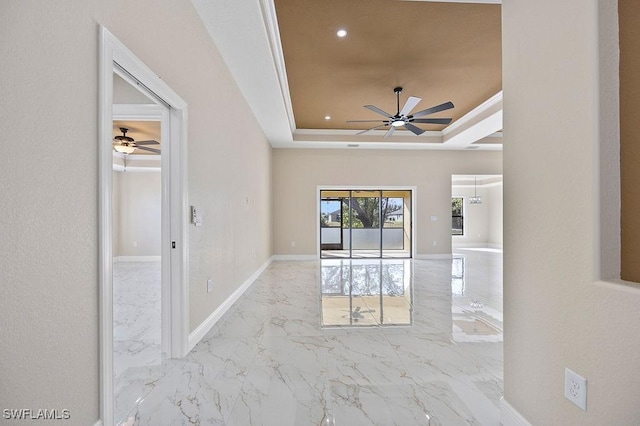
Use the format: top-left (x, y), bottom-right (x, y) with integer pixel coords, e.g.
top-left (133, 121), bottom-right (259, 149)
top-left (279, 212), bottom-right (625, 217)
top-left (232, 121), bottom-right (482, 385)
top-left (123, 250), bottom-right (503, 425)
top-left (113, 261), bottom-right (166, 425)
top-left (451, 249), bottom-right (503, 343)
top-left (321, 259), bottom-right (412, 327)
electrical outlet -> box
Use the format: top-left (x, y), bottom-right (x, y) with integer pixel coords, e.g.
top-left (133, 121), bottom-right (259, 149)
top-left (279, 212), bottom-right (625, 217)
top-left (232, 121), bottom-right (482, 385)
top-left (291, 241), bottom-right (296, 247)
top-left (564, 367), bottom-right (587, 411)
top-left (207, 278), bottom-right (213, 293)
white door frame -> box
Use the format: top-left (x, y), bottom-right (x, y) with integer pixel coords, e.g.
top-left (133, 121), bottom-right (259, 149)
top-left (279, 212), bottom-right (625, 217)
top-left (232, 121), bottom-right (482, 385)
top-left (316, 186), bottom-right (417, 259)
top-left (99, 26), bottom-right (189, 426)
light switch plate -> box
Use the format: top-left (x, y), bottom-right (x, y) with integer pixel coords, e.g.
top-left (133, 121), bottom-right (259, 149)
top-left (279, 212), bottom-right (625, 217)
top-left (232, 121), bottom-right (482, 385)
top-left (191, 206), bottom-right (203, 226)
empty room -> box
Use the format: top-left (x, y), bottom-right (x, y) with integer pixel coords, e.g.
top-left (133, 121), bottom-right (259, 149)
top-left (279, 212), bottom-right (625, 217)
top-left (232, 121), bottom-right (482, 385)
top-left (2, 1), bottom-right (639, 425)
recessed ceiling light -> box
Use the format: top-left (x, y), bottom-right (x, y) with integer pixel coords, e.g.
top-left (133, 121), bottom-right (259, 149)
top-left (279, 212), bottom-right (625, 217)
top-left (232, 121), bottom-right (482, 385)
top-left (336, 29), bottom-right (347, 38)
top-left (325, 115), bottom-right (331, 120)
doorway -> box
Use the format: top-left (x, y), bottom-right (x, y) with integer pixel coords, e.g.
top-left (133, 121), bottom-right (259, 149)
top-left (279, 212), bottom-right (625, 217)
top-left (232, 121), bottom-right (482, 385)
top-left (319, 188), bottom-right (413, 259)
top-left (450, 175), bottom-right (503, 250)
top-left (111, 114), bottom-right (163, 424)
top-left (99, 27), bottom-right (189, 426)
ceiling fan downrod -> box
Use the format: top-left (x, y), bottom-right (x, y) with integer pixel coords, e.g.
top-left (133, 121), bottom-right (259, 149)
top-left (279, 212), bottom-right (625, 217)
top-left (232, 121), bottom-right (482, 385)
top-left (394, 87), bottom-right (403, 116)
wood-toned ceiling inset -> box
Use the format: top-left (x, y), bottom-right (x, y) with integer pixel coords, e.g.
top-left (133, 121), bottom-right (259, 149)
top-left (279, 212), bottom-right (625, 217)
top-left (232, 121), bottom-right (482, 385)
top-left (274, 0), bottom-right (502, 133)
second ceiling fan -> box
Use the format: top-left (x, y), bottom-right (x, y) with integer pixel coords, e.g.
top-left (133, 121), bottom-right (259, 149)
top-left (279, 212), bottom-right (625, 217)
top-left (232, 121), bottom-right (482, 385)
top-left (348, 87), bottom-right (454, 138)
top-left (113, 127), bottom-right (161, 155)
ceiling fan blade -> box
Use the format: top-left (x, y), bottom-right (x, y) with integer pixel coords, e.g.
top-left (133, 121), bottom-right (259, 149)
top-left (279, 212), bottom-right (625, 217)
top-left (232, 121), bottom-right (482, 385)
top-left (134, 140), bottom-right (159, 145)
top-left (404, 123), bottom-right (425, 135)
top-left (136, 146), bottom-right (161, 154)
top-left (364, 105), bottom-right (394, 118)
top-left (411, 118), bottom-right (453, 125)
top-left (356, 124), bottom-right (388, 135)
top-left (347, 120), bottom-right (388, 123)
top-left (400, 96), bottom-right (421, 116)
top-left (383, 127), bottom-right (396, 139)
top-left (411, 101), bottom-right (455, 118)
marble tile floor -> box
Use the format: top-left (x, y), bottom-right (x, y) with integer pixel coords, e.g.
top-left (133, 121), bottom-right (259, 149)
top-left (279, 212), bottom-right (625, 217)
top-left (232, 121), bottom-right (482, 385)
top-left (117, 249), bottom-right (503, 425)
top-left (113, 261), bottom-right (164, 424)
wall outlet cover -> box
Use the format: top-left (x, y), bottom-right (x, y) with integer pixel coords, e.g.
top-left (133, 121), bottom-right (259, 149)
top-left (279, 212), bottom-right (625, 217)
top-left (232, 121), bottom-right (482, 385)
top-left (564, 367), bottom-right (587, 411)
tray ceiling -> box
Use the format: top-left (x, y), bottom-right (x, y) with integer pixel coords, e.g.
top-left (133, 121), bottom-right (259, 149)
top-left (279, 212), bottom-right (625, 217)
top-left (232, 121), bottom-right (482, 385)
top-left (192, 0), bottom-right (503, 149)
top-left (274, 0), bottom-right (502, 132)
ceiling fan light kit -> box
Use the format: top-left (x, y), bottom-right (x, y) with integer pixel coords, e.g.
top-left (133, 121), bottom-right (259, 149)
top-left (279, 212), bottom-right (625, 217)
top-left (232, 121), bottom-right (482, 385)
top-left (114, 144), bottom-right (136, 154)
top-left (347, 87), bottom-right (454, 138)
top-left (112, 127), bottom-right (161, 155)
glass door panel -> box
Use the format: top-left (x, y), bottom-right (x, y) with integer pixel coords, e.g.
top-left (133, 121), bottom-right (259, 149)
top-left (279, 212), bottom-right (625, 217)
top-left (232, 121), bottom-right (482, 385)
top-left (350, 190), bottom-right (381, 258)
top-left (320, 190), bottom-right (350, 258)
top-left (381, 190), bottom-right (411, 258)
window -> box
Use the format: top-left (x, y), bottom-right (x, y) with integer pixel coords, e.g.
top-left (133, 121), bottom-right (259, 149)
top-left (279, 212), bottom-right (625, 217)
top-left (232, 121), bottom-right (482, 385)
top-left (452, 197), bottom-right (464, 235)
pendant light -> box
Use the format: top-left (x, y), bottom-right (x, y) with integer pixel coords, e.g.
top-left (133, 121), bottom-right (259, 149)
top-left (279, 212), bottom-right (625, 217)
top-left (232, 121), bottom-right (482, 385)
top-left (469, 177), bottom-right (482, 204)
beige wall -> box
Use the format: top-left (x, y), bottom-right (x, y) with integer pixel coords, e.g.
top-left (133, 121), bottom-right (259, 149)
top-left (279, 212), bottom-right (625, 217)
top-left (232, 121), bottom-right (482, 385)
top-left (503, 0), bottom-right (640, 423)
top-left (0, 1), bottom-right (271, 424)
top-left (486, 184), bottom-right (503, 247)
top-left (273, 149), bottom-right (502, 257)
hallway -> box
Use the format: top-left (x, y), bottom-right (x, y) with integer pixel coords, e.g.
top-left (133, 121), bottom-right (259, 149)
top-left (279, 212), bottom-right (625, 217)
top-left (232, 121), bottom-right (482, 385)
top-left (119, 250), bottom-right (503, 425)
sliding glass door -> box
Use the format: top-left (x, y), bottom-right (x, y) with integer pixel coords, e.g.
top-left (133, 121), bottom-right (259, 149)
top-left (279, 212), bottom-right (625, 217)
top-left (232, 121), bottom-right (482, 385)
top-left (350, 191), bottom-right (381, 258)
top-left (320, 189), bottom-right (412, 259)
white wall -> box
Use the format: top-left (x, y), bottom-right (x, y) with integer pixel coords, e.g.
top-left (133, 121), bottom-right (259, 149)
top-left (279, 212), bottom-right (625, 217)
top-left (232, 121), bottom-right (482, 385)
top-left (273, 149), bottom-right (502, 257)
top-left (113, 73), bottom-right (155, 104)
top-left (114, 171), bottom-right (161, 257)
top-left (503, 0), bottom-right (640, 423)
top-left (0, 1), bottom-right (272, 423)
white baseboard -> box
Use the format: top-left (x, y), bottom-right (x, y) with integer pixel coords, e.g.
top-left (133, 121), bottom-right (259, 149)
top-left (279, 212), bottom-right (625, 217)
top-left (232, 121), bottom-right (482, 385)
top-left (414, 254), bottom-right (453, 260)
top-left (501, 398), bottom-right (532, 426)
top-left (94, 421), bottom-right (103, 426)
top-left (187, 256), bottom-right (273, 351)
top-left (452, 243), bottom-right (504, 250)
top-left (452, 243), bottom-right (489, 249)
top-left (272, 254), bottom-right (317, 261)
top-left (114, 255), bottom-right (161, 262)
